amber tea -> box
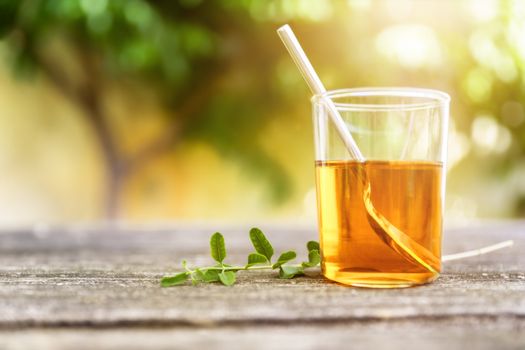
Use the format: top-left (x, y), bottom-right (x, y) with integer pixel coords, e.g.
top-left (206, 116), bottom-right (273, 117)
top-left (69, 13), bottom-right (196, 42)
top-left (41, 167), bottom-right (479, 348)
top-left (315, 160), bottom-right (443, 288)
top-left (311, 87), bottom-right (449, 288)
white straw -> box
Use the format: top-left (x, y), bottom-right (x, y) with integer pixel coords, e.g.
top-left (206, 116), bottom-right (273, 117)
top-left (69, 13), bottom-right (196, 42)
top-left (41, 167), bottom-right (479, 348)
top-left (276, 24), bottom-right (364, 161)
top-left (442, 240), bottom-right (514, 262)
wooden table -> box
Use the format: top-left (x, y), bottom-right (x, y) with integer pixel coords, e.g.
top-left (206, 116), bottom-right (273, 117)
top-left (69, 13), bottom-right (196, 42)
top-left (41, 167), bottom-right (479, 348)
top-left (0, 221), bottom-right (524, 349)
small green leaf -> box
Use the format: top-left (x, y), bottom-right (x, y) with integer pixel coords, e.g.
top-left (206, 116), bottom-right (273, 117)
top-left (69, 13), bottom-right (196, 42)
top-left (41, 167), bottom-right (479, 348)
top-left (272, 251), bottom-right (297, 268)
top-left (210, 232), bottom-right (226, 263)
top-left (218, 271), bottom-right (236, 286)
top-left (195, 269), bottom-right (220, 282)
top-left (302, 249), bottom-right (321, 268)
top-left (203, 269), bottom-right (221, 282)
top-left (249, 228), bottom-right (274, 261)
top-left (193, 268), bottom-right (204, 282)
top-left (161, 272), bottom-right (189, 287)
top-left (246, 253), bottom-right (269, 267)
top-left (307, 241), bottom-right (320, 252)
top-left (279, 265), bottom-right (304, 279)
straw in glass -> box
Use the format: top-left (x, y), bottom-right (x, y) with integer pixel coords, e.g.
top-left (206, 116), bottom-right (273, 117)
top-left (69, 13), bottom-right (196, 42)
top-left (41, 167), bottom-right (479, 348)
top-left (276, 24), bottom-right (513, 267)
top-left (277, 24), bottom-right (439, 273)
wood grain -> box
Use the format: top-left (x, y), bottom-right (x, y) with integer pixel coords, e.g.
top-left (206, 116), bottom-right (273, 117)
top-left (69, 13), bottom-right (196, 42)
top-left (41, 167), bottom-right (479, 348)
top-left (0, 221), bottom-right (523, 349)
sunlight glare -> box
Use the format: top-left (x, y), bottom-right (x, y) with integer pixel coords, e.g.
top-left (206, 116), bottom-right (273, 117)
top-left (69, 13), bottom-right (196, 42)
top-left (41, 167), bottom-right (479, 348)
top-left (465, 0), bottom-right (498, 22)
top-left (471, 115), bottom-right (512, 155)
top-left (375, 25), bottom-right (442, 69)
top-left (469, 31), bottom-right (518, 83)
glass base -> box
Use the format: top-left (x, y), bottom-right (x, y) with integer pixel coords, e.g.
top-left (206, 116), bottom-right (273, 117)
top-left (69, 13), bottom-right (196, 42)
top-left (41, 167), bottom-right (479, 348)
top-left (323, 270), bottom-right (439, 288)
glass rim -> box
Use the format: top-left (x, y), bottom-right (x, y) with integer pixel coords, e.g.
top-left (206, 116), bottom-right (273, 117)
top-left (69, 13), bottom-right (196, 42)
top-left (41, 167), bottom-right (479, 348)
top-left (311, 87), bottom-right (451, 111)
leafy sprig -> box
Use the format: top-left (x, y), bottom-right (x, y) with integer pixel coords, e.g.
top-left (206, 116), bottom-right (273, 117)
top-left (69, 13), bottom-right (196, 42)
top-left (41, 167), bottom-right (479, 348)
top-left (161, 227), bottom-right (321, 287)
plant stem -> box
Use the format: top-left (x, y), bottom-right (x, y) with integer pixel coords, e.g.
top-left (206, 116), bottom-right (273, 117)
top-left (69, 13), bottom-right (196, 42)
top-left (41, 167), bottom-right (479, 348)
top-left (185, 264), bottom-right (306, 274)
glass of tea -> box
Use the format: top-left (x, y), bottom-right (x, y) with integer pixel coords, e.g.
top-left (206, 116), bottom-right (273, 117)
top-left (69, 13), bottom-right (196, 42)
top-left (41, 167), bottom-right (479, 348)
top-left (312, 88), bottom-right (450, 288)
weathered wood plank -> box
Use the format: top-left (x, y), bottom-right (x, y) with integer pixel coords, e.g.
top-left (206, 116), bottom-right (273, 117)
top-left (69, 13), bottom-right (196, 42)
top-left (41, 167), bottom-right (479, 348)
top-left (0, 221), bottom-right (523, 349)
top-left (1, 317), bottom-right (524, 350)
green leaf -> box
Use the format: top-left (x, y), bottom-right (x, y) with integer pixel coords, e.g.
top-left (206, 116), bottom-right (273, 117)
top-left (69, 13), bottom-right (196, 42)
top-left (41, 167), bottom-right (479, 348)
top-left (279, 265), bottom-right (304, 279)
top-left (272, 250), bottom-right (297, 268)
top-left (193, 268), bottom-right (204, 283)
top-left (249, 227), bottom-right (274, 261)
top-left (307, 241), bottom-right (320, 252)
top-left (218, 271), bottom-right (236, 286)
top-left (210, 232), bottom-right (226, 263)
top-left (302, 249), bottom-right (321, 267)
top-left (195, 269), bottom-right (220, 282)
top-left (161, 272), bottom-right (189, 287)
top-left (246, 253), bottom-right (269, 267)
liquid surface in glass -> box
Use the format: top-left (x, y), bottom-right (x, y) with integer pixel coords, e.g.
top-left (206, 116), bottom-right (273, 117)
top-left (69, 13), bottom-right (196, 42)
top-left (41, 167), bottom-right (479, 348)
top-left (315, 160), bottom-right (442, 288)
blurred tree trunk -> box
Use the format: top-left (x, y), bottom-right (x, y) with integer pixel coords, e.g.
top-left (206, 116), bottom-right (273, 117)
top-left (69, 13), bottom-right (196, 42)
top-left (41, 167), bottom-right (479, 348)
top-left (36, 47), bottom-right (223, 219)
top-left (82, 86), bottom-right (124, 218)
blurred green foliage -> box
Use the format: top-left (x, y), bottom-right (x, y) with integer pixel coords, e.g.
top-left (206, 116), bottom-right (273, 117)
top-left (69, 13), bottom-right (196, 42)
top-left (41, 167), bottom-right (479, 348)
top-left (2, 0), bottom-right (215, 80)
top-left (0, 0), bottom-right (304, 210)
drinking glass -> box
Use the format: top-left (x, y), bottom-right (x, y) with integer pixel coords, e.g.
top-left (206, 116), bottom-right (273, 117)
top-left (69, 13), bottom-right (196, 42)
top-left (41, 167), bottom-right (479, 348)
top-left (312, 87), bottom-right (450, 288)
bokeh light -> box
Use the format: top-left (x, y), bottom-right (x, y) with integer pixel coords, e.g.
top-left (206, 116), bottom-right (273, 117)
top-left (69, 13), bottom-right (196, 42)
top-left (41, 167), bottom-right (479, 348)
top-left (0, 0), bottom-right (524, 225)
